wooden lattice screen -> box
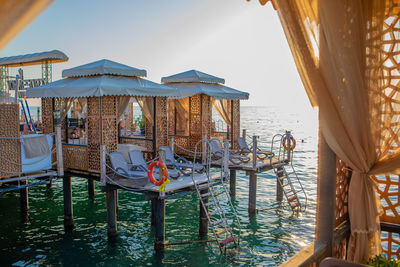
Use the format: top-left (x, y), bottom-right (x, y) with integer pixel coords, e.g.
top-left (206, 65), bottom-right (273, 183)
top-left (231, 99), bottom-right (240, 150)
top-left (0, 104), bottom-right (20, 178)
top-left (41, 98), bottom-right (53, 134)
top-left (87, 96), bottom-right (118, 173)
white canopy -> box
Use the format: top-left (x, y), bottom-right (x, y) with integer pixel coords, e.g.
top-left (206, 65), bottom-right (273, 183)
top-left (0, 50), bottom-right (68, 67)
top-left (26, 59), bottom-right (180, 98)
top-left (62, 59), bottom-right (146, 78)
top-left (162, 70), bottom-right (249, 100)
top-left (161, 69), bottom-right (225, 84)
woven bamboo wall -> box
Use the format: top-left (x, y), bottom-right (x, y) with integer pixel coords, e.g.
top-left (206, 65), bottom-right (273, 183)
top-left (0, 104), bottom-right (20, 178)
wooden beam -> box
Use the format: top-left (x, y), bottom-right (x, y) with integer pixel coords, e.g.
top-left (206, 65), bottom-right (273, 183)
top-left (106, 188), bottom-right (118, 238)
top-left (63, 175), bottom-right (74, 230)
top-left (199, 188), bottom-right (208, 236)
top-left (315, 125), bottom-right (336, 256)
top-left (229, 169), bottom-right (236, 197)
top-left (248, 171), bottom-right (257, 215)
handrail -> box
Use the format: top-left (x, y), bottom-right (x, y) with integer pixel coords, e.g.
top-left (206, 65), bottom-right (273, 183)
top-left (281, 242), bottom-right (329, 267)
top-left (119, 136), bottom-right (153, 141)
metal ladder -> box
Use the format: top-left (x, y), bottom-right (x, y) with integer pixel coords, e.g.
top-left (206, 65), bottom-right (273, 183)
top-left (192, 139), bottom-right (241, 254)
top-left (270, 132), bottom-right (307, 212)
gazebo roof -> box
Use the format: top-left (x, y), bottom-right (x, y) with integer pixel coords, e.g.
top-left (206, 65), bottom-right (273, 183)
top-left (62, 59), bottom-right (147, 78)
top-left (161, 70), bottom-right (249, 100)
top-left (0, 50), bottom-right (68, 67)
top-left (26, 59), bottom-right (180, 98)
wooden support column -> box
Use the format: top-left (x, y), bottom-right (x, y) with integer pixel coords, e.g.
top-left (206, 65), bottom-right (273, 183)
top-left (154, 198), bottom-right (165, 251)
top-left (19, 179), bottom-right (29, 219)
top-left (276, 167), bottom-right (284, 202)
top-left (63, 176), bottom-right (74, 230)
top-left (107, 189), bottom-right (118, 238)
top-left (199, 188), bottom-right (208, 236)
top-left (88, 179), bottom-right (95, 200)
top-left (151, 199), bottom-right (156, 226)
top-left (248, 171), bottom-right (257, 215)
top-left (315, 126), bottom-right (336, 257)
top-left (230, 169), bottom-right (236, 197)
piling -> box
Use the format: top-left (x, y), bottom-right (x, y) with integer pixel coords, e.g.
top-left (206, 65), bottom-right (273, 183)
top-left (151, 199), bottom-right (156, 226)
top-left (107, 188), bottom-right (118, 238)
top-left (229, 169), bottom-right (236, 197)
top-left (154, 198), bottom-right (165, 251)
top-left (199, 188), bottom-right (208, 236)
top-left (63, 175), bottom-right (74, 230)
top-left (88, 179), bottom-right (95, 200)
top-left (19, 179), bottom-right (29, 219)
top-left (276, 167), bottom-right (284, 202)
top-left (248, 171), bottom-right (257, 215)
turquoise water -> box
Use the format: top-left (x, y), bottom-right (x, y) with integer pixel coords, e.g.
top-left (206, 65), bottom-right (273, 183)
top-left (0, 106), bottom-right (318, 266)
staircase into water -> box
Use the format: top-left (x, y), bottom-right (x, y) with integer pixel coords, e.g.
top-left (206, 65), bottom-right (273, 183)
top-left (270, 132), bottom-right (307, 212)
top-left (192, 139), bottom-right (241, 254)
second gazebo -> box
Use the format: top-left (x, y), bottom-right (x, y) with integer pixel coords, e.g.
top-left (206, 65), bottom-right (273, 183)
top-left (161, 70), bottom-right (249, 155)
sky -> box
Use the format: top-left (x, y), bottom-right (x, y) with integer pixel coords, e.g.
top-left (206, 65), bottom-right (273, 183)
top-left (0, 0), bottom-right (313, 111)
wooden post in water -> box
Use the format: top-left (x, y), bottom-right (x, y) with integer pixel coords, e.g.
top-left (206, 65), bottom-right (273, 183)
top-left (100, 145), bottom-right (106, 187)
top-left (276, 167), bottom-right (284, 202)
top-left (106, 188), bottom-right (118, 238)
top-left (154, 197), bottom-right (165, 251)
top-left (230, 169), bottom-right (236, 197)
top-left (248, 171), bottom-right (257, 215)
top-left (19, 179), bottom-right (29, 219)
top-left (199, 188), bottom-right (208, 236)
top-left (88, 179), bottom-right (95, 200)
top-left (63, 175), bottom-right (74, 230)
top-left (249, 135), bottom-right (258, 215)
top-left (55, 126), bottom-right (64, 178)
top-left (242, 129), bottom-right (246, 138)
top-left (151, 199), bottom-right (156, 226)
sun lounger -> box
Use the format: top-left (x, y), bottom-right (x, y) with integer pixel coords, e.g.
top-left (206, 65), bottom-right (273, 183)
top-left (128, 150), bottom-right (180, 179)
top-left (159, 146), bottom-right (204, 174)
top-left (209, 139), bottom-right (250, 165)
top-left (237, 137), bottom-right (274, 159)
top-left (109, 152), bottom-right (149, 186)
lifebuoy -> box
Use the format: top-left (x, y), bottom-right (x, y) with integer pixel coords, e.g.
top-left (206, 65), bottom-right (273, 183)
top-left (282, 136), bottom-right (296, 151)
top-left (148, 161), bottom-right (169, 186)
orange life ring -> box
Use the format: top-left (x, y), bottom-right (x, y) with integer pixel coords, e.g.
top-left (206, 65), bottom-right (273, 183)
top-left (148, 161), bottom-right (169, 186)
top-left (282, 136), bottom-right (296, 151)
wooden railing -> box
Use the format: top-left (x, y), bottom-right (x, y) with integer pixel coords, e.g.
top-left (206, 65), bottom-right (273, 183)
top-left (62, 144), bottom-right (88, 171)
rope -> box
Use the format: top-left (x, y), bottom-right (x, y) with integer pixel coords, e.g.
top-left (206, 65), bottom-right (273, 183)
top-left (104, 174), bottom-right (147, 192)
top-left (173, 142), bottom-right (207, 155)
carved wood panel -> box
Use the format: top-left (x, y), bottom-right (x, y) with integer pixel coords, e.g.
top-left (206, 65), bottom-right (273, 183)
top-left (41, 98), bottom-right (53, 134)
top-left (0, 104), bottom-right (20, 178)
top-left (155, 97), bottom-right (168, 150)
top-left (372, 174), bottom-right (400, 224)
top-left (335, 157), bottom-right (350, 227)
top-left (231, 100), bottom-right (241, 150)
top-left (62, 144), bottom-right (88, 171)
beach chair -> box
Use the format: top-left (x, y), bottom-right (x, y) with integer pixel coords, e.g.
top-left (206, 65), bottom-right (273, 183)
top-left (128, 150), bottom-right (180, 179)
top-left (158, 146), bottom-right (205, 174)
top-left (237, 137), bottom-right (274, 159)
top-left (210, 139), bottom-right (250, 165)
top-left (109, 152), bottom-right (149, 186)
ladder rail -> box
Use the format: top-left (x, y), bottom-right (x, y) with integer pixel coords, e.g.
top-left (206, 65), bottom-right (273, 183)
top-left (212, 138), bottom-right (242, 244)
top-left (288, 149), bottom-right (308, 212)
top-left (193, 140), bottom-right (237, 253)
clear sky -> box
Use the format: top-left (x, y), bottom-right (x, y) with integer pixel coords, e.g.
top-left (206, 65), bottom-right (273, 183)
top-left (0, 0), bottom-right (312, 110)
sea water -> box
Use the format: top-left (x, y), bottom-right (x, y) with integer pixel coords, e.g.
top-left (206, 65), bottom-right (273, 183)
top-left (0, 106), bottom-right (319, 266)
